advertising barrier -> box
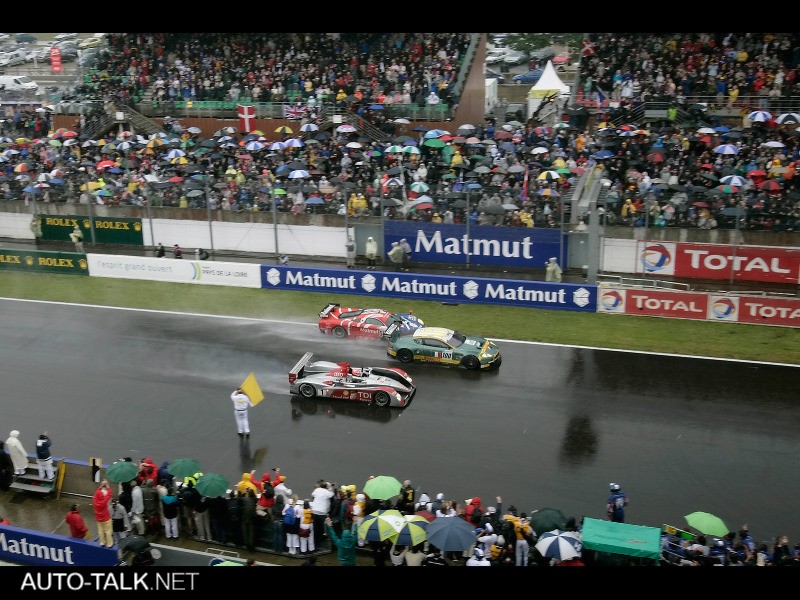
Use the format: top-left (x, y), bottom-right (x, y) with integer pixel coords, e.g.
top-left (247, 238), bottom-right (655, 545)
top-left (633, 240), bottom-right (800, 285)
top-left (597, 286), bottom-right (800, 328)
top-left (0, 248), bottom-right (87, 275)
top-left (260, 264), bottom-right (597, 312)
top-left (384, 221), bottom-right (566, 269)
top-left (87, 254), bottom-right (262, 287)
top-left (39, 215), bottom-right (144, 246)
top-left (0, 524), bottom-right (118, 567)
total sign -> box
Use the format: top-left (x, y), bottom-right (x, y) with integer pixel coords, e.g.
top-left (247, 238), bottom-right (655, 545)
top-left (261, 265), bottom-right (597, 312)
top-left (636, 241), bottom-right (800, 284)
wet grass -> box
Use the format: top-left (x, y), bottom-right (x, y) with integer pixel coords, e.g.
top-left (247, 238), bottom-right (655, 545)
top-left (2, 271), bottom-right (799, 364)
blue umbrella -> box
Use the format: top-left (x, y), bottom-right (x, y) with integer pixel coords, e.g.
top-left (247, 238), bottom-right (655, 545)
top-left (368, 104), bottom-right (384, 110)
top-left (22, 185), bottom-right (41, 194)
top-left (593, 150), bottom-right (615, 159)
top-left (107, 167), bottom-right (123, 174)
top-left (412, 126), bottom-right (430, 133)
top-left (713, 144), bottom-right (739, 155)
top-left (305, 196), bottom-right (326, 205)
top-left (49, 178), bottom-right (65, 185)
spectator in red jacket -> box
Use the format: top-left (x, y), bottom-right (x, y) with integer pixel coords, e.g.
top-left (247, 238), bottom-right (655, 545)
top-left (65, 503), bottom-right (89, 539)
top-left (92, 479), bottom-right (114, 548)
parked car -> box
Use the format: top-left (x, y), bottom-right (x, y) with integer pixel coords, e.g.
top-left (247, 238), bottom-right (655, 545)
top-left (513, 68), bottom-right (544, 85)
top-left (502, 49), bottom-right (529, 66)
top-left (529, 46), bottom-right (556, 67)
top-left (54, 33), bottom-right (78, 42)
top-left (289, 352), bottom-right (416, 408)
top-left (78, 36), bottom-right (104, 49)
top-left (15, 34), bottom-right (37, 44)
top-left (0, 50), bottom-right (27, 68)
top-left (386, 325), bottom-right (502, 370)
top-left (318, 302), bottom-right (424, 340)
top-left (485, 68), bottom-right (506, 84)
top-left (485, 48), bottom-right (508, 65)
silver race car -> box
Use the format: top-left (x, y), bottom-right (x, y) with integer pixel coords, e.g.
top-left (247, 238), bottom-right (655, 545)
top-left (288, 352), bottom-right (416, 408)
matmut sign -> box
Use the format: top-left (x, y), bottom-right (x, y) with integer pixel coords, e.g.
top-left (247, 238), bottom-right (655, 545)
top-left (636, 241), bottom-right (800, 284)
top-left (598, 288), bottom-right (800, 327)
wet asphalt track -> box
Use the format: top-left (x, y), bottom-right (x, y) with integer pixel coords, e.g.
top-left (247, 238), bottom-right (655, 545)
top-left (1, 297), bottom-right (799, 544)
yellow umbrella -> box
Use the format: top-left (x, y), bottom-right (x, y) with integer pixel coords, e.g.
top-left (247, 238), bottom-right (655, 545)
top-left (15, 137), bottom-right (30, 145)
top-left (97, 138), bottom-right (107, 146)
top-left (146, 138), bottom-right (165, 148)
top-left (171, 156), bottom-right (189, 165)
top-left (249, 129), bottom-right (265, 136)
top-left (80, 181), bottom-right (103, 191)
top-left (275, 126), bottom-right (294, 135)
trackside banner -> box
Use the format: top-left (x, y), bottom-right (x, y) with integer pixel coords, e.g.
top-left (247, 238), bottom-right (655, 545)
top-left (0, 248), bottom-right (88, 274)
top-left (260, 265), bottom-right (596, 311)
top-left (0, 524), bottom-right (118, 567)
top-left (383, 221), bottom-right (566, 268)
top-left (634, 241), bottom-right (800, 285)
top-left (87, 254), bottom-right (262, 287)
top-left (597, 287), bottom-right (800, 328)
top-left (39, 215), bottom-right (144, 246)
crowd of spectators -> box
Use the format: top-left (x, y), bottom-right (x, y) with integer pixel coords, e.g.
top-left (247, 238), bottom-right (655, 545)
top-left (3, 32), bottom-right (800, 235)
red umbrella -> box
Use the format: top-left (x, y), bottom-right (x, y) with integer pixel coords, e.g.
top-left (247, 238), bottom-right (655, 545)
top-left (414, 510), bottom-right (436, 522)
top-left (646, 153), bottom-right (665, 163)
top-left (758, 180), bottom-right (781, 192)
top-left (692, 201), bottom-right (709, 207)
top-left (493, 131), bottom-right (513, 140)
top-left (748, 170), bottom-right (767, 178)
top-left (96, 160), bottom-right (116, 170)
top-left (168, 176), bottom-right (184, 183)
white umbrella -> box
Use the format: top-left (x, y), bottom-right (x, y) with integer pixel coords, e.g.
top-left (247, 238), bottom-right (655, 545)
top-left (284, 138), bottom-right (305, 148)
top-left (393, 118), bottom-right (410, 124)
top-left (165, 149), bottom-right (186, 159)
top-left (713, 144), bottom-right (739, 155)
top-left (269, 141), bottom-right (287, 151)
top-left (720, 175), bottom-right (747, 187)
top-left (775, 113), bottom-right (800, 125)
top-left (345, 141), bottom-right (363, 149)
top-left (403, 146), bottom-right (420, 154)
top-left (288, 170), bottom-right (310, 179)
top-left (535, 530), bottom-right (581, 561)
top-left (762, 140), bottom-right (785, 148)
top-left (336, 124), bottom-right (357, 133)
top-left (300, 123), bottom-right (319, 132)
top-left (747, 110), bottom-right (772, 123)
top-left (245, 141), bottom-right (265, 152)
top-left (531, 147), bottom-right (549, 155)
top-left (187, 126), bottom-right (202, 134)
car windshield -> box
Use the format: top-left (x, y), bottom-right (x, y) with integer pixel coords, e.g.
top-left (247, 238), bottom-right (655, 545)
top-left (443, 330), bottom-right (467, 347)
top-left (16, 76), bottom-right (31, 84)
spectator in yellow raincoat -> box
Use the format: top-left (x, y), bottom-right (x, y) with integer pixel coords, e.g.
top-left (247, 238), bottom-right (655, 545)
top-left (348, 192), bottom-right (368, 216)
top-left (519, 210), bottom-right (533, 227)
top-left (450, 151), bottom-right (464, 168)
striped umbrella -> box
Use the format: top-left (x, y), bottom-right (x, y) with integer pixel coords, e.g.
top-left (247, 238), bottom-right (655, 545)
top-left (719, 175), bottom-right (747, 187)
top-left (713, 144), bottom-right (739, 155)
top-left (747, 110), bottom-right (772, 123)
top-left (357, 509), bottom-right (406, 542)
top-left (390, 515), bottom-right (429, 547)
top-left (537, 170), bottom-right (562, 181)
top-left (535, 530), bottom-right (581, 560)
top-left (385, 145), bottom-right (404, 154)
top-left (410, 182), bottom-right (430, 193)
top-left (775, 113), bottom-right (800, 125)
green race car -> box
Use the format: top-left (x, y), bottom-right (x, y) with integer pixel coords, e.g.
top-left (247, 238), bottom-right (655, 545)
top-left (386, 324), bottom-right (502, 370)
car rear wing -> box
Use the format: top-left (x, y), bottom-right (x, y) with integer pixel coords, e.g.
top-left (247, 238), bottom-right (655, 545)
top-left (319, 303), bottom-right (339, 318)
top-left (384, 322), bottom-right (400, 340)
top-left (289, 352), bottom-right (314, 384)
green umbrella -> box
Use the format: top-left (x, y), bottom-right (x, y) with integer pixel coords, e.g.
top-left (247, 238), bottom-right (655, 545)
top-left (105, 460), bottom-right (139, 483)
top-left (423, 138), bottom-right (446, 148)
top-left (272, 188), bottom-right (287, 195)
top-left (195, 472), bottom-right (230, 498)
top-left (684, 511), bottom-right (729, 538)
top-left (529, 507), bottom-right (568, 535)
top-left (167, 458), bottom-right (202, 479)
top-left (363, 475), bottom-right (402, 500)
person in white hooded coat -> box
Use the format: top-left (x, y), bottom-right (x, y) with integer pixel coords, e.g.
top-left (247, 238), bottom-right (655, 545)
top-left (364, 236), bottom-right (378, 270)
top-left (5, 430), bottom-right (29, 475)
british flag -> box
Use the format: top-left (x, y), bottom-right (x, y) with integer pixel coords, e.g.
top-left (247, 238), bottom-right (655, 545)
top-left (283, 105), bottom-right (306, 120)
top-left (237, 104), bottom-right (256, 133)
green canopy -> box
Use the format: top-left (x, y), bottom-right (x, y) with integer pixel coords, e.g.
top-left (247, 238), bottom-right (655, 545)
top-left (580, 517), bottom-right (662, 560)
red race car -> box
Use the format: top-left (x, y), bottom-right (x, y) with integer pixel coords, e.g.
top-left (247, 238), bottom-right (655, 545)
top-left (318, 303), bottom-right (424, 340)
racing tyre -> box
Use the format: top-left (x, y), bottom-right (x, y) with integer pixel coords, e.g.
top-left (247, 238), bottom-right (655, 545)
top-left (298, 383), bottom-right (317, 398)
top-left (332, 326), bottom-right (347, 339)
top-left (374, 391), bottom-right (391, 407)
top-left (462, 355), bottom-right (481, 370)
top-left (396, 349), bottom-right (414, 364)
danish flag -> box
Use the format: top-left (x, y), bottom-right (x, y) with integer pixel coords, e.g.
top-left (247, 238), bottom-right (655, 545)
top-left (237, 104), bottom-right (255, 133)
top-left (581, 39), bottom-right (596, 58)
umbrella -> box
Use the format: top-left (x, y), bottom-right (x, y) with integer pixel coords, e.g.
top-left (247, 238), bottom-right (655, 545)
top-left (410, 182), bottom-right (430, 193)
top-left (720, 175), bottom-right (747, 187)
top-left (414, 510), bottom-right (436, 523)
top-left (537, 170), bottom-right (561, 181)
top-left (502, 203), bottom-right (519, 210)
top-left (300, 123), bottom-right (319, 132)
top-left (529, 508), bottom-right (568, 535)
top-left (363, 475), bottom-right (402, 500)
top-left (762, 140), bottom-right (785, 148)
top-left (275, 126), bottom-right (294, 135)
top-left (714, 184), bottom-right (739, 194)
top-left (747, 110), bottom-right (772, 123)
top-left (288, 170), bottom-right (310, 179)
top-left (195, 473), bottom-right (230, 498)
top-left (358, 509), bottom-right (406, 542)
top-left (390, 515), bottom-right (429, 547)
top-left (593, 149), bottom-right (615, 159)
top-left (245, 141), bottom-right (266, 152)
top-left (775, 113), bottom-right (800, 125)
top-left (684, 511), bottom-right (729, 538)
top-left (713, 144), bottom-right (739, 155)
top-left (166, 458), bottom-right (202, 479)
top-left (535, 530), bottom-right (581, 560)
top-left (426, 516), bottom-right (476, 551)
top-left (165, 149), bottom-right (186, 160)
top-left (692, 201), bottom-right (709, 207)
top-left (759, 180), bottom-right (781, 192)
top-left (336, 124), bottom-right (357, 133)
top-left (394, 118), bottom-right (411, 124)
top-left (423, 138), bottom-right (446, 148)
top-left (105, 460), bottom-right (139, 483)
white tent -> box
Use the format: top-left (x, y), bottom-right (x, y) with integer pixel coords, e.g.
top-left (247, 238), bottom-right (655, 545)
top-left (528, 60), bottom-right (570, 99)
top-left (527, 60), bottom-right (570, 120)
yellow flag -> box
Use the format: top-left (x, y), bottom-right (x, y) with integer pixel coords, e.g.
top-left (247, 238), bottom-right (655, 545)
top-left (240, 372), bottom-right (264, 406)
